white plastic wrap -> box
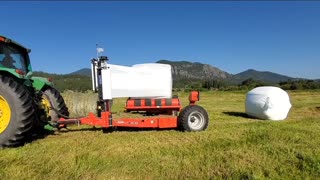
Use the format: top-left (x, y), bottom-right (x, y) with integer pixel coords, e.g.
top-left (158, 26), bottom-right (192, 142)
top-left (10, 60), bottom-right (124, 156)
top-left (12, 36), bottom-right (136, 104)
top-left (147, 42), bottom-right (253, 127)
top-left (101, 63), bottom-right (172, 99)
top-left (245, 86), bottom-right (292, 120)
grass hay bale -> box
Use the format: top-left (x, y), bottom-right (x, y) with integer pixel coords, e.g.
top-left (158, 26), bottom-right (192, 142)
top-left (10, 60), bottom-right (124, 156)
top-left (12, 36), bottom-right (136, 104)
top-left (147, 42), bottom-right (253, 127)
top-left (245, 86), bottom-right (292, 120)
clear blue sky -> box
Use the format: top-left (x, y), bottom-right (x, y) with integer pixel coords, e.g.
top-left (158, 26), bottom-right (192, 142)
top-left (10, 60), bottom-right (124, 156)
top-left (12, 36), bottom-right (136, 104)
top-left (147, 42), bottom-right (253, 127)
top-left (1, 1), bottom-right (319, 79)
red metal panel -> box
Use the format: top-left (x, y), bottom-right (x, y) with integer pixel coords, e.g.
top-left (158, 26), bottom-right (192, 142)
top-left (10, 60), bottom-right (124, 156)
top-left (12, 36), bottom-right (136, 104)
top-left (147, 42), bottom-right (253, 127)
top-left (189, 91), bottom-right (199, 105)
top-left (113, 118), bottom-right (158, 128)
top-left (125, 98), bottom-right (182, 113)
top-left (80, 112), bottom-right (110, 127)
top-left (141, 99), bottom-right (146, 106)
top-left (158, 117), bottom-right (178, 128)
top-left (112, 117), bottom-right (178, 128)
top-left (125, 106), bottom-right (181, 110)
top-left (126, 99), bottom-right (134, 107)
top-left (60, 112), bottom-right (178, 129)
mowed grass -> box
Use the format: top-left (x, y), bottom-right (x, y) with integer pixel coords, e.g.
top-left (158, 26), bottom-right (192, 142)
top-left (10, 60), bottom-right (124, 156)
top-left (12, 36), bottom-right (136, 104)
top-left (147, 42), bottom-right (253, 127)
top-left (0, 90), bottom-right (320, 179)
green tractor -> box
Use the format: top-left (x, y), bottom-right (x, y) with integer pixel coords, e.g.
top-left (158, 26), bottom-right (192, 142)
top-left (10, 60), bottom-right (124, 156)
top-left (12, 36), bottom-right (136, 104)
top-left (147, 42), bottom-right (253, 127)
top-left (0, 35), bottom-right (69, 147)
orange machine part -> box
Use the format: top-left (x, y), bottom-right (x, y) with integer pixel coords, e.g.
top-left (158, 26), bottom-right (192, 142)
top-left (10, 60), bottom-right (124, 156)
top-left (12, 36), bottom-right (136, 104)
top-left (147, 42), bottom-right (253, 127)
top-left (189, 91), bottom-right (200, 105)
top-left (113, 116), bottom-right (177, 129)
top-left (59, 112), bottom-right (178, 129)
top-left (125, 98), bottom-right (182, 112)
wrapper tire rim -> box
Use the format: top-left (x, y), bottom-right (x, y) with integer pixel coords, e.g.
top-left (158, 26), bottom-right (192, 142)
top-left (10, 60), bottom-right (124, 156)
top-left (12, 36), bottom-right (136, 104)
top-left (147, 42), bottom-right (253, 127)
top-left (187, 111), bottom-right (205, 130)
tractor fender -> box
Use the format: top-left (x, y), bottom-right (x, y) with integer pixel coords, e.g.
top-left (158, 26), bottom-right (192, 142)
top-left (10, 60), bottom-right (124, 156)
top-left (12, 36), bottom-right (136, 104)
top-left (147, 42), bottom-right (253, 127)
top-left (0, 68), bottom-right (25, 79)
top-left (31, 76), bottom-right (54, 91)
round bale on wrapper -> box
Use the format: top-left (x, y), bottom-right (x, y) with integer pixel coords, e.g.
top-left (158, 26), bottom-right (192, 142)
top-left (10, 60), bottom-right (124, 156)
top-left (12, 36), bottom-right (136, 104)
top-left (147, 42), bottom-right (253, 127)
top-left (245, 86), bottom-right (292, 120)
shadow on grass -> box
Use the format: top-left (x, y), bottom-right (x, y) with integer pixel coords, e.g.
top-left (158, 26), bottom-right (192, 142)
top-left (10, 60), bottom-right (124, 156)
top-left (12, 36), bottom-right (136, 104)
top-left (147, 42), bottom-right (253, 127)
top-left (25, 128), bottom-right (60, 146)
top-left (58, 126), bottom-right (177, 133)
top-left (223, 111), bottom-right (257, 120)
top-left (57, 126), bottom-right (104, 133)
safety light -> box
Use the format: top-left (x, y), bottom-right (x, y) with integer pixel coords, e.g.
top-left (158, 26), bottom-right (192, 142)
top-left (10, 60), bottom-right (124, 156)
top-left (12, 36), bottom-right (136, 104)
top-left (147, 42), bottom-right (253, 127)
top-left (15, 69), bottom-right (26, 76)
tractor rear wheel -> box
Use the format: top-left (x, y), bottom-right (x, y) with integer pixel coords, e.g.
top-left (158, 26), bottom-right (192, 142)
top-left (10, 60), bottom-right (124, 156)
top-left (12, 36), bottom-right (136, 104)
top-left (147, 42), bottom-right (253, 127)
top-left (178, 105), bottom-right (209, 132)
top-left (0, 75), bottom-right (35, 147)
top-left (41, 86), bottom-right (69, 122)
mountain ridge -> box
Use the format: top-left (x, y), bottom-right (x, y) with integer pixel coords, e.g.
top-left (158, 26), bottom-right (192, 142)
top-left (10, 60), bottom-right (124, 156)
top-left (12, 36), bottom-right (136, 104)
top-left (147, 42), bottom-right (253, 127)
top-left (69, 60), bottom-right (301, 84)
top-left (156, 60), bottom-right (231, 80)
top-left (228, 69), bottom-right (296, 84)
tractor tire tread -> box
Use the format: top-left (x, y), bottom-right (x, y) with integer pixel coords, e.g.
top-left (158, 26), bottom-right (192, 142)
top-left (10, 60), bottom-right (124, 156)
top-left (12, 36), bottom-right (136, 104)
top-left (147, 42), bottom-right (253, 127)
top-left (0, 75), bottom-right (35, 148)
top-left (43, 87), bottom-right (69, 118)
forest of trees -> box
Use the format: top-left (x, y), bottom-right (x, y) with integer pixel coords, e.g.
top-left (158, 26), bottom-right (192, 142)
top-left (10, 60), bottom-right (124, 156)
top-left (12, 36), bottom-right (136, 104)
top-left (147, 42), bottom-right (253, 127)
top-left (279, 79), bottom-right (320, 90)
top-left (33, 71), bottom-right (92, 92)
top-left (177, 78), bottom-right (320, 92)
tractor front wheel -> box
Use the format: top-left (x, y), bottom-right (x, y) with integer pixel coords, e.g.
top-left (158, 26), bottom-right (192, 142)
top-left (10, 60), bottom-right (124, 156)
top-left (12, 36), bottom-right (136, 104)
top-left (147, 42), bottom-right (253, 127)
top-left (0, 75), bottom-right (35, 147)
top-left (178, 105), bottom-right (209, 132)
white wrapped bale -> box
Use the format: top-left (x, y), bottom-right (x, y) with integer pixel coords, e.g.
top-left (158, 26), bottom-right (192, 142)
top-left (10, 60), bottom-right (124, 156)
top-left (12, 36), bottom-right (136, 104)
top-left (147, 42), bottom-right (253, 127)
top-left (101, 63), bottom-right (172, 99)
top-left (245, 86), bottom-right (292, 120)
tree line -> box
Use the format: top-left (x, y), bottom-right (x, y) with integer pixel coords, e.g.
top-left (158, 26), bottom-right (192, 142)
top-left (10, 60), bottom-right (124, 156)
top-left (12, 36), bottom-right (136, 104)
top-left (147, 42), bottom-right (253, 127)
top-left (175, 78), bottom-right (320, 92)
top-left (33, 71), bottom-right (92, 92)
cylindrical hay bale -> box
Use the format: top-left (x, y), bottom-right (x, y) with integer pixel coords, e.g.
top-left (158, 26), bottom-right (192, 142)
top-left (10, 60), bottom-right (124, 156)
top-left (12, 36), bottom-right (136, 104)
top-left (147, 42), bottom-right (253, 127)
top-left (103, 63), bottom-right (172, 99)
top-left (245, 86), bottom-right (292, 120)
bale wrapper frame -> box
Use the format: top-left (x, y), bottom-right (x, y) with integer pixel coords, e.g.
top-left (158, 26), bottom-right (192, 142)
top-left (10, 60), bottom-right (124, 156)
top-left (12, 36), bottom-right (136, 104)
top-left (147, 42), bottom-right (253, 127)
top-left (57, 53), bottom-right (209, 132)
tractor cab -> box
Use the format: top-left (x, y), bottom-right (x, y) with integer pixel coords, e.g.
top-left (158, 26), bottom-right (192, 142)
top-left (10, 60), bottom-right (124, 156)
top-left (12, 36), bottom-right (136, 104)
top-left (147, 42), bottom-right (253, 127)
top-left (0, 36), bottom-right (53, 91)
top-left (0, 36), bottom-right (31, 76)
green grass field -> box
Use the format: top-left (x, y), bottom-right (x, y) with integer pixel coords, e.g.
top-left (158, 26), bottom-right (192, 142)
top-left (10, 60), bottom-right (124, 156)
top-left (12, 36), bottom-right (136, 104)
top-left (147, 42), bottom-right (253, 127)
top-left (0, 90), bottom-right (319, 179)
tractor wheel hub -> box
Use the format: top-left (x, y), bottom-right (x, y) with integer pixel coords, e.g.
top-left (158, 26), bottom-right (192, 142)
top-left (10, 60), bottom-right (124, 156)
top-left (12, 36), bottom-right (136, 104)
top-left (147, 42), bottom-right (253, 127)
top-left (0, 96), bottom-right (11, 133)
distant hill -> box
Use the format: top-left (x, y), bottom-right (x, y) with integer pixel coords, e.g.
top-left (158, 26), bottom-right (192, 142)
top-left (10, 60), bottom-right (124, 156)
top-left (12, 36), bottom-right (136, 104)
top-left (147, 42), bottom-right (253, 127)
top-left (155, 60), bottom-right (300, 85)
top-left (68, 61), bottom-right (299, 85)
top-left (71, 61), bottom-right (231, 80)
top-left (70, 68), bottom-right (91, 77)
top-left (33, 71), bottom-right (91, 92)
top-left (68, 61), bottom-right (232, 88)
top-left (227, 69), bottom-right (295, 84)
top-left (156, 60), bottom-right (231, 80)
top-left (156, 60), bottom-right (231, 88)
